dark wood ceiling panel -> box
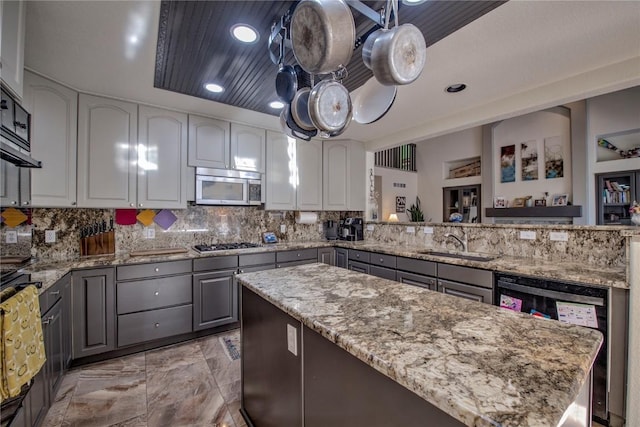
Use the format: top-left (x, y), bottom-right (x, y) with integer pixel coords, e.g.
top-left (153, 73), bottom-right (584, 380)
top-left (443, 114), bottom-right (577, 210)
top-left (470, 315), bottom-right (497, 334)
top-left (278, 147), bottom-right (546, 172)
top-left (155, 0), bottom-right (506, 116)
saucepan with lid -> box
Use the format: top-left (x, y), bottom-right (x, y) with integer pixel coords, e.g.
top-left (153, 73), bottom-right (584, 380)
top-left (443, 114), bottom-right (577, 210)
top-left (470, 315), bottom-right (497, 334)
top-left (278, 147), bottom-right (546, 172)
top-left (362, 0), bottom-right (426, 86)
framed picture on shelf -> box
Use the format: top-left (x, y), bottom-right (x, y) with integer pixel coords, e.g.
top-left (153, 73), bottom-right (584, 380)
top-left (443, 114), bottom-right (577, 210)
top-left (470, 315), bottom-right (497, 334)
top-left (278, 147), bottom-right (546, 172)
top-left (534, 199), bottom-right (546, 207)
top-left (494, 196), bottom-right (506, 208)
top-left (512, 197), bottom-right (526, 207)
top-left (395, 196), bottom-right (406, 213)
top-left (551, 194), bottom-right (569, 206)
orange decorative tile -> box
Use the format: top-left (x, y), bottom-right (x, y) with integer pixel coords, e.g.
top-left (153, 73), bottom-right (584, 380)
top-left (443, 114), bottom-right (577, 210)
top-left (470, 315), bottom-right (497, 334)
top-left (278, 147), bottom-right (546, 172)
top-left (136, 209), bottom-right (156, 227)
top-left (1, 208), bottom-right (28, 227)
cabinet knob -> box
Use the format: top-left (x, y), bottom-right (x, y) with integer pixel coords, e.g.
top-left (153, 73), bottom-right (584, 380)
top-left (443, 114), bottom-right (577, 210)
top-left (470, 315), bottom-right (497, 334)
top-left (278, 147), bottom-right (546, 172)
top-left (154, 267), bottom-right (159, 272)
top-left (71, 202), bottom-right (77, 206)
top-left (154, 323), bottom-right (160, 328)
top-left (22, 201), bottom-right (29, 206)
top-left (10, 200), bottom-right (16, 205)
top-left (154, 291), bottom-right (159, 296)
top-left (297, 253), bottom-right (300, 257)
top-left (139, 203), bottom-right (143, 207)
top-left (238, 269), bottom-right (244, 274)
top-left (130, 203), bottom-right (134, 207)
top-left (379, 258), bottom-right (384, 263)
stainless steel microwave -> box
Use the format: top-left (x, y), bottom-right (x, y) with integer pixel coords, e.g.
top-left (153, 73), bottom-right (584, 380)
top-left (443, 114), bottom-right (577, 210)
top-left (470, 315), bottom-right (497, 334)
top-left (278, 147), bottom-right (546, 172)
top-left (195, 167), bottom-right (262, 206)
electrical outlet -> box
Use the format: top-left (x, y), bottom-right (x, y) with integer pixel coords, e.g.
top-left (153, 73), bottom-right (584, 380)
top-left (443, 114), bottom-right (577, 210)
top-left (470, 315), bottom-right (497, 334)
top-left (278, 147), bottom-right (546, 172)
top-left (423, 226), bottom-right (434, 234)
top-left (366, 224), bottom-right (375, 231)
top-left (45, 230), bottom-right (56, 243)
top-left (318, 223), bottom-right (323, 233)
top-left (287, 324), bottom-right (298, 356)
top-left (549, 231), bottom-right (569, 242)
top-left (280, 224), bottom-right (287, 233)
top-left (406, 226), bottom-right (415, 233)
top-left (144, 227), bottom-right (155, 239)
top-left (519, 231), bottom-right (536, 240)
top-left (5, 230), bottom-right (17, 244)
top-left (219, 214), bottom-right (228, 226)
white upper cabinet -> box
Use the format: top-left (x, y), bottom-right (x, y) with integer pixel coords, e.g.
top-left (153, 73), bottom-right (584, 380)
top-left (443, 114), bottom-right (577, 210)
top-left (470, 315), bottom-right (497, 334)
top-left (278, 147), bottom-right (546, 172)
top-left (265, 131), bottom-right (296, 210)
top-left (231, 123), bottom-right (265, 173)
top-left (77, 94), bottom-right (137, 208)
top-left (187, 114), bottom-right (230, 169)
top-left (23, 71), bottom-right (78, 207)
top-left (137, 106), bottom-right (188, 209)
top-left (296, 139), bottom-right (323, 210)
top-left (0, 0), bottom-right (26, 99)
top-left (323, 140), bottom-right (365, 211)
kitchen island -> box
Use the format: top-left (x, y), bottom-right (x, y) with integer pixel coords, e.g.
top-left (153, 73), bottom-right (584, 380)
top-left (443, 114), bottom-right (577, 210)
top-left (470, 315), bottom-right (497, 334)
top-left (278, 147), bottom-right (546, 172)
top-left (237, 263), bottom-right (602, 427)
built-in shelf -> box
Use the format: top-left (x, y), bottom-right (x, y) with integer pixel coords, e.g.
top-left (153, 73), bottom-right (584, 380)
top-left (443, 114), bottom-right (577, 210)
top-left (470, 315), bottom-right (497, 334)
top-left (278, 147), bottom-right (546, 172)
top-left (485, 206), bottom-right (582, 218)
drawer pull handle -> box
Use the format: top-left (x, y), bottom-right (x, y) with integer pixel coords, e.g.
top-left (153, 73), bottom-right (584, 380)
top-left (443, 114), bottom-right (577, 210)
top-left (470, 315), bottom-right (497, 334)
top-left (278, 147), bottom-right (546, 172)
top-left (42, 316), bottom-right (54, 325)
top-left (154, 291), bottom-right (159, 296)
top-left (50, 291), bottom-right (60, 296)
top-left (154, 268), bottom-right (159, 272)
top-left (155, 323), bottom-right (160, 328)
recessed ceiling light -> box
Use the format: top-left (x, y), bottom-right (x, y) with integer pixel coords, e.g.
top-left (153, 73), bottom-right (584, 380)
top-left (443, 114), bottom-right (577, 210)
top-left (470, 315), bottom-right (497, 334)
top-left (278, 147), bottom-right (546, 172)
top-left (446, 83), bottom-right (467, 93)
top-left (269, 101), bottom-right (285, 109)
top-left (204, 83), bottom-right (224, 93)
top-left (231, 24), bottom-right (259, 43)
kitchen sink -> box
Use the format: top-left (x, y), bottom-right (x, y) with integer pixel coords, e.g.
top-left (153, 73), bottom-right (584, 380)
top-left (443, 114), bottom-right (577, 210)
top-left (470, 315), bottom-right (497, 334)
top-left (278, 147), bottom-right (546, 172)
top-left (415, 250), bottom-right (496, 262)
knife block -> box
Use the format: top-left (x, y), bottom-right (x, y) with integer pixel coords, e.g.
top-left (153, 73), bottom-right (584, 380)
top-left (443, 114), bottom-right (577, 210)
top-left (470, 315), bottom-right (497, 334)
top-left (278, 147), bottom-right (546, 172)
top-left (80, 230), bottom-right (115, 256)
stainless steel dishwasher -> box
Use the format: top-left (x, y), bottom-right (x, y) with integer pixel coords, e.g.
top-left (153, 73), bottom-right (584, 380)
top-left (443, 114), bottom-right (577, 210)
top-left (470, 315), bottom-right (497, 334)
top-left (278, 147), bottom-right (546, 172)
top-left (437, 263), bottom-right (494, 304)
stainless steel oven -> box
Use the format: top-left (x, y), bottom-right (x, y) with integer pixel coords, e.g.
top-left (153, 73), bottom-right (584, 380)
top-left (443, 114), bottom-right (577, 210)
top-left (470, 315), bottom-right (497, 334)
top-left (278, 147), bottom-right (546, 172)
top-left (195, 167), bottom-right (262, 206)
top-left (495, 273), bottom-right (628, 426)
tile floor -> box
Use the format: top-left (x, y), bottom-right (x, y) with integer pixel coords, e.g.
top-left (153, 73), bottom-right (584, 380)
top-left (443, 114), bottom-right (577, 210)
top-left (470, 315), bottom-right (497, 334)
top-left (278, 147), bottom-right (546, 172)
top-left (41, 329), bottom-right (245, 427)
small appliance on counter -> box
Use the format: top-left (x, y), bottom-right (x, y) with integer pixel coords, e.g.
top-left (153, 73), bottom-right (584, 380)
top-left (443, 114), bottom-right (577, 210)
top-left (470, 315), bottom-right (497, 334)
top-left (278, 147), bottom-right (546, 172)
top-left (338, 217), bottom-right (364, 241)
top-left (323, 220), bottom-right (338, 240)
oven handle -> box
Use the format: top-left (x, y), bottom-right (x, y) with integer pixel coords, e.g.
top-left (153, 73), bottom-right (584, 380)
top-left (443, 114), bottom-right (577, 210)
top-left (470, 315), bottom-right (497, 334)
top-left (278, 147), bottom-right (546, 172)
top-left (497, 281), bottom-right (604, 306)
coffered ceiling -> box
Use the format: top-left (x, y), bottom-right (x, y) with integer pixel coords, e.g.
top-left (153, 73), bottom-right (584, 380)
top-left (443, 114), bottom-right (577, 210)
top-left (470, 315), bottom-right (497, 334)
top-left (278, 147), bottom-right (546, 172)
top-left (153, 1), bottom-right (505, 116)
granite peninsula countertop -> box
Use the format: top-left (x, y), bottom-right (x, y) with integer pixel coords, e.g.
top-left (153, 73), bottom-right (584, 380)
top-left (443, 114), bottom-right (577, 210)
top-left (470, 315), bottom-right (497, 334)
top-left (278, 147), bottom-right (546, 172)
top-left (236, 263), bottom-right (603, 427)
top-left (7, 238), bottom-right (628, 294)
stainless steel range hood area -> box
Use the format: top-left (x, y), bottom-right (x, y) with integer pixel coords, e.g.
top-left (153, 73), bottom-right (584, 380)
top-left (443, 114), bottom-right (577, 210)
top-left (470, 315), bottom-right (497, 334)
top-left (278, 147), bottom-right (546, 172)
top-left (0, 140), bottom-right (42, 168)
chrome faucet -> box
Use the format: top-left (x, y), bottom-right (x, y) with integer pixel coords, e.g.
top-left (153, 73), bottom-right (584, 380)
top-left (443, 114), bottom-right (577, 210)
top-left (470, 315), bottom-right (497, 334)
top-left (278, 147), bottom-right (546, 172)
top-left (444, 230), bottom-right (468, 252)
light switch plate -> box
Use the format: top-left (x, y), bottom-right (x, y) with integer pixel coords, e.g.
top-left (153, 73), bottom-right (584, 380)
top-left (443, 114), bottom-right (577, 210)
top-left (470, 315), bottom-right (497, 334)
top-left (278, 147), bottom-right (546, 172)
top-left (366, 224), bottom-right (375, 231)
top-left (519, 231), bottom-right (536, 240)
top-left (280, 224), bottom-right (287, 233)
top-left (423, 226), bottom-right (434, 234)
top-left (287, 324), bottom-right (298, 356)
top-left (45, 230), bottom-right (56, 243)
top-left (550, 231), bottom-right (569, 242)
top-left (144, 227), bottom-right (155, 239)
top-left (5, 230), bottom-right (17, 244)
top-left (406, 226), bottom-right (415, 233)
top-left (318, 224), bottom-right (323, 233)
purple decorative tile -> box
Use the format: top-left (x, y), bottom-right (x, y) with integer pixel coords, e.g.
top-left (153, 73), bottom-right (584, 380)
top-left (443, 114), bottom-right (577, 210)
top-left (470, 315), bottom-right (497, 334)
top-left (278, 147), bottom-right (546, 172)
top-left (153, 209), bottom-right (177, 230)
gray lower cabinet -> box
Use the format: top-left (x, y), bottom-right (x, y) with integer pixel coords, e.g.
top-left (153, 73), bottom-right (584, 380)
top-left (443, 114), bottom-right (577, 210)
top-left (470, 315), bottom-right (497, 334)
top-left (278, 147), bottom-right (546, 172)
top-left (317, 247), bottom-right (335, 265)
top-left (396, 257), bottom-right (437, 291)
top-left (437, 264), bottom-right (493, 304)
top-left (241, 286), bottom-right (302, 427)
top-left (71, 267), bottom-right (116, 359)
top-left (396, 271), bottom-right (437, 291)
top-left (193, 270), bottom-right (238, 331)
top-left (335, 248), bottom-right (348, 268)
top-left (276, 248), bottom-right (318, 268)
top-left (115, 261), bottom-right (192, 347)
top-left (239, 252), bottom-right (276, 273)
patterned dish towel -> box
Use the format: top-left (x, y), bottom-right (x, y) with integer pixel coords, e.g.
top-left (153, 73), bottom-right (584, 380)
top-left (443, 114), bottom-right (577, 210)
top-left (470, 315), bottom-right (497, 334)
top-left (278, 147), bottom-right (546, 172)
top-left (0, 285), bottom-right (46, 402)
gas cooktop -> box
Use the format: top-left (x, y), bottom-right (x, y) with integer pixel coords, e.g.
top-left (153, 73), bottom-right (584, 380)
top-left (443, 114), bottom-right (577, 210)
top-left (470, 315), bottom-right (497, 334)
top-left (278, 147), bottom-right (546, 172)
top-left (193, 242), bottom-right (262, 253)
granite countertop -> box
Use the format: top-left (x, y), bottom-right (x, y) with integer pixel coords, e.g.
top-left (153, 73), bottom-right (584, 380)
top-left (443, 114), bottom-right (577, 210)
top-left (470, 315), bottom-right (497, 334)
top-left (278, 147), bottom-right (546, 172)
top-left (236, 263), bottom-right (603, 427)
top-left (8, 238), bottom-right (628, 294)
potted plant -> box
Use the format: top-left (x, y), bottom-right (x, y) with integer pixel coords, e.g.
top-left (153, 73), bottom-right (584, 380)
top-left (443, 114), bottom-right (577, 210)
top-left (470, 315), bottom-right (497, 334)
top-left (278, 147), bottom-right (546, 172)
top-left (406, 196), bottom-right (424, 222)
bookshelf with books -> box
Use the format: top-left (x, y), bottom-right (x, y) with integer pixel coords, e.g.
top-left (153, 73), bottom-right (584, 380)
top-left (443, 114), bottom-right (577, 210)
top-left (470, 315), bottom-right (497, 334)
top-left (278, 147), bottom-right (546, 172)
top-left (596, 170), bottom-right (639, 225)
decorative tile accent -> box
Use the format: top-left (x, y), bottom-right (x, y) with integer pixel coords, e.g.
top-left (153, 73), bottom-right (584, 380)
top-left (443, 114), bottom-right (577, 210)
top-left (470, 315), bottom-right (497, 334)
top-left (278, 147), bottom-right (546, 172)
top-left (136, 209), bottom-right (156, 227)
top-left (115, 209), bottom-right (137, 226)
top-left (1, 208), bottom-right (28, 227)
top-left (153, 209), bottom-right (177, 230)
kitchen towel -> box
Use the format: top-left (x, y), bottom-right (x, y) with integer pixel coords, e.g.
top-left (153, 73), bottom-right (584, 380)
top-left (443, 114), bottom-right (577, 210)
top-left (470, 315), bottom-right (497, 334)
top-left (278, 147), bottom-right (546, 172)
top-left (115, 209), bottom-right (137, 226)
top-left (0, 285), bottom-right (46, 402)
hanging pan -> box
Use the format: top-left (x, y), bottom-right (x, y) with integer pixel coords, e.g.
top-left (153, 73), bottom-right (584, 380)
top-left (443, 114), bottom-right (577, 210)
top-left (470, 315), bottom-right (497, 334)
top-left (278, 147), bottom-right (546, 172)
top-left (352, 77), bottom-right (397, 124)
top-left (307, 79), bottom-right (352, 137)
top-left (291, 87), bottom-right (316, 131)
top-left (290, 0), bottom-right (355, 75)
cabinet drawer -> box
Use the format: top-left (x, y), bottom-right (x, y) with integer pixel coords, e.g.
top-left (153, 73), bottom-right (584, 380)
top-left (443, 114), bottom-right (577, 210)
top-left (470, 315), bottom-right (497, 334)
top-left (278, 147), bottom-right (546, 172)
top-left (117, 259), bottom-right (191, 280)
top-left (117, 275), bottom-right (192, 314)
top-left (396, 257), bottom-right (436, 277)
top-left (396, 271), bottom-right (437, 291)
top-left (348, 250), bottom-right (370, 263)
top-left (437, 264), bottom-right (493, 289)
top-left (276, 248), bottom-right (318, 263)
top-left (39, 278), bottom-right (65, 315)
top-left (117, 304), bottom-right (192, 347)
top-left (239, 252), bottom-right (276, 267)
top-left (369, 265), bottom-right (396, 281)
top-left (369, 253), bottom-right (396, 268)
top-left (277, 259), bottom-right (317, 268)
top-left (193, 255), bottom-right (238, 272)
top-left (438, 279), bottom-right (493, 304)
top-left (348, 261), bottom-right (369, 274)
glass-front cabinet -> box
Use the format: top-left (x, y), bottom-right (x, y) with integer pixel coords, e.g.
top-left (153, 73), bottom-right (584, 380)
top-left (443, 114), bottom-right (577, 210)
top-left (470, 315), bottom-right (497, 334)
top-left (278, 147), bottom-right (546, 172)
top-left (443, 185), bottom-right (481, 223)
